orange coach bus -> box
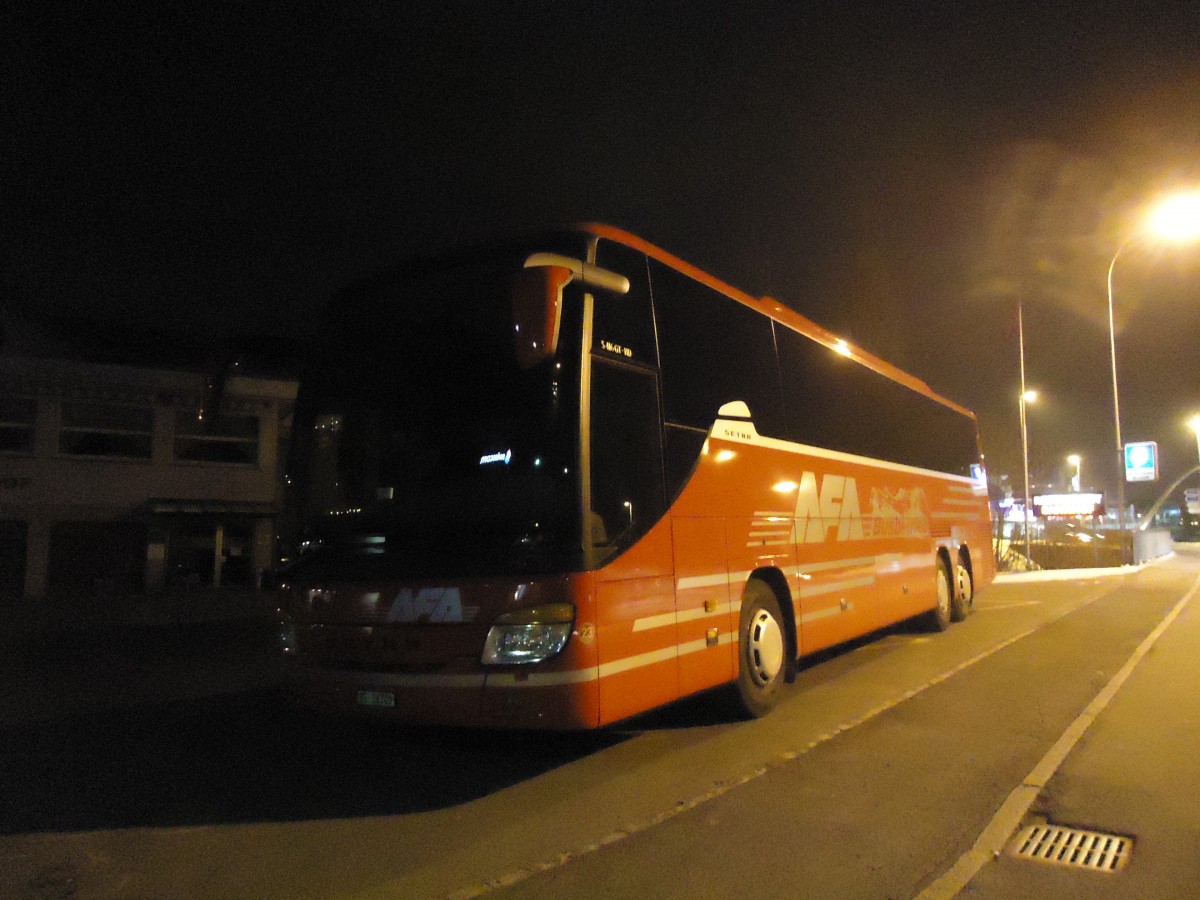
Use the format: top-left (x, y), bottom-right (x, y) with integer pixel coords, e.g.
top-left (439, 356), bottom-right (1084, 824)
top-left (274, 224), bottom-right (994, 729)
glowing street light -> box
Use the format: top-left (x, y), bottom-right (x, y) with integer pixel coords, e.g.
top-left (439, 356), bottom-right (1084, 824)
top-left (1188, 416), bottom-right (1200, 468)
top-left (1067, 454), bottom-right (1082, 492)
top-left (1106, 190), bottom-right (1200, 561)
top-left (1149, 192), bottom-right (1200, 242)
top-left (1019, 389), bottom-right (1038, 564)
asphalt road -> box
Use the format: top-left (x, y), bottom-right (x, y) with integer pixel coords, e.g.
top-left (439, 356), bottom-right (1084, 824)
top-left (3, 550), bottom-right (1199, 899)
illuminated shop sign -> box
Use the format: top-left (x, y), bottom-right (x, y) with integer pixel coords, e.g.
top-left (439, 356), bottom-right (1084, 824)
top-left (1033, 493), bottom-right (1105, 517)
top-left (480, 449), bottom-right (513, 466)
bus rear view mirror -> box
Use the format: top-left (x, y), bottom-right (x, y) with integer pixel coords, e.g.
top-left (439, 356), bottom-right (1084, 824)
top-left (514, 254), bottom-right (630, 369)
top-left (512, 263), bottom-right (574, 369)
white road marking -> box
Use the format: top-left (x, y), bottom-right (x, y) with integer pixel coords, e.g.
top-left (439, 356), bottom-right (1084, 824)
top-left (978, 600), bottom-right (1042, 611)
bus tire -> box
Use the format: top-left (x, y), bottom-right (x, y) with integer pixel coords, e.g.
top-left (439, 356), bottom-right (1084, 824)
top-left (732, 580), bottom-right (788, 719)
top-left (951, 556), bottom-right (973, 622)
top-left (923, 558), bottom-right (952, 633)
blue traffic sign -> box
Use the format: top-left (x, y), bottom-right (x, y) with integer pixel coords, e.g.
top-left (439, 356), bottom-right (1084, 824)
top-left (1125, 441), bottom-right (1159, 482)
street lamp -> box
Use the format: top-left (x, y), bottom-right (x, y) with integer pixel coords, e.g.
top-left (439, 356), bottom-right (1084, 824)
top-left (1149, 193), bottom-right (1200, 242)
top-left (1106, 190), bottom-right (1200, 561)
top-left (1067, 454), bottom-right (1082, 492)
top-left (1019, 389), bottom-right (1038, 565)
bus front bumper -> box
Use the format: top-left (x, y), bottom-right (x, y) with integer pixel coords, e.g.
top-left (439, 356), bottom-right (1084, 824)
top-left (284, 662), bottom-right (601, 730)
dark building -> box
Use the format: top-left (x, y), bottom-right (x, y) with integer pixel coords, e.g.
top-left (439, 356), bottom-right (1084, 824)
top-left (1, 354), bottom-right (297, 602)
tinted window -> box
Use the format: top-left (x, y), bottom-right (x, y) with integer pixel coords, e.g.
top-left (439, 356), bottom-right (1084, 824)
top-left (776, 325), bottom-right (979, 476)
top-left (663, 424), bottom-right (707, 504)
top-left (589, 357), bottom-right (666, 560)
top-left (285, 251), bottom-right (587, 578)
top-left (650, 260), bottom-right (784, 438)
top-left (593, 240), bottom-right (657, 368)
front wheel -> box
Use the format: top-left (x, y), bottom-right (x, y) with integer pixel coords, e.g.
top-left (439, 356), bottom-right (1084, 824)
top-left (732, 580), bottom-right (788, 719)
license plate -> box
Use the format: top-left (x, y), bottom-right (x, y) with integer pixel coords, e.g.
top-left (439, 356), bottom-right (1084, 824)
top-left (356, 690), bottom-right (396, 709)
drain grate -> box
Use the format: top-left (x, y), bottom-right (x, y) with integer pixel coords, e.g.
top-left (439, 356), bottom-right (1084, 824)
top-left (1010, 823), bottom-right (1132, 873)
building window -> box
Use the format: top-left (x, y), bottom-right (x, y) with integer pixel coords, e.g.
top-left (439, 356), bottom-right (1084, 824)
top-left (0, 396), bottom-right (36, 454)
top-left (174, 411), bottom-right (260, 465)
top-left (59, 400), bottom-right (154, 458)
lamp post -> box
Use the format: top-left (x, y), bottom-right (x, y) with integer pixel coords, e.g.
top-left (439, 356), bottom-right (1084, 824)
top-left (1019, 388), bottom-right (1038, 565)
top-left (1105, 190), bottom-right (1200, 562)
top-left (1067, 454), bottom-right (1082, 492)
top-left (1106, 243), bottom-right (1130, 556)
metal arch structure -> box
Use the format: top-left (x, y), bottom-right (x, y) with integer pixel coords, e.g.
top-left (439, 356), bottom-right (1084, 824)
top-left (1135, 463), bottom-right (1200, 532)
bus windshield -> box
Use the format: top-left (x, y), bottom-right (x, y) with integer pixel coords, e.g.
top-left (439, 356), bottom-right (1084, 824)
top-left (287, 247), bottom-right (585, 579)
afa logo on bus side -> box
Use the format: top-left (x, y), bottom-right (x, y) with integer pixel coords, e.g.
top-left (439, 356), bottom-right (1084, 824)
top-left (788, 471), bottom-right (929, 543)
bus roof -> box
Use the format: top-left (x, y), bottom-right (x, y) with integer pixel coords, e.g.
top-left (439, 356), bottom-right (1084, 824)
top-left (575, 222), bottom-right (976, 422)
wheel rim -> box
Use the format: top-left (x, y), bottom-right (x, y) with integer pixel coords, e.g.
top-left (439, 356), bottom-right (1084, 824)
top-left (937, 567), bottom-right (951, 617)
top-left (957, 564), bottom-right (973, 602)
top-left (746, 608), bottom-right (784, 687)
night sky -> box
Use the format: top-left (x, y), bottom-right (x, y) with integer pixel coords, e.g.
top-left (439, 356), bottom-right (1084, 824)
top-left (7, 1), bottom-right (1200, 507)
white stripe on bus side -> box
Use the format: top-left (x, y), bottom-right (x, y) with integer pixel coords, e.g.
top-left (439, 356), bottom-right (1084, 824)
top-left (491, 631), bottom-right (739, 688)
top-left (799, 576), bottom-right (875, 599)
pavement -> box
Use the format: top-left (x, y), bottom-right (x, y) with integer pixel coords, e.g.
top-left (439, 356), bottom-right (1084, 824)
top-left (0, 588), bottom-right (284, 724)
top-left (4, 557), bottom-right (1200, 898)
top-left (941, 547), bottom-right (1200, 898)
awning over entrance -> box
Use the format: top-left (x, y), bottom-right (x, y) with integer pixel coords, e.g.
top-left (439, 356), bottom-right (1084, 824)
top-left (147, 499), bottom-right (278, 517)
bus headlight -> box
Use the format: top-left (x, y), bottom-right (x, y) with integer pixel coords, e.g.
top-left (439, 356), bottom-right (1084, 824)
top-left (481, 603), bottom-right (575, 665)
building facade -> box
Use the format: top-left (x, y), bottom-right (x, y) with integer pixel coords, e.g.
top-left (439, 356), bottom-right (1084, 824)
top-left (0, 355), bottom-right (297, 601)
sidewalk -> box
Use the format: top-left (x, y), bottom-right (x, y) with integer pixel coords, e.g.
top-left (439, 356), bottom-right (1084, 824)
top-left (0, 589), bottom-right (284, 724)
top-left (941, 552), bottom-right (1200, 897)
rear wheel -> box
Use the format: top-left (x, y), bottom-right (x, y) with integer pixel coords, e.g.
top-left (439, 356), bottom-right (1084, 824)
top-left (922, 558), bottom-right (952, 632)
top-left (951, 557), bottom-right (973, 622)
top-left (732, 580), bottom-right (787, 719)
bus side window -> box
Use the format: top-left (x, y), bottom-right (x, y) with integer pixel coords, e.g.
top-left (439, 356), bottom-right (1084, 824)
top-left (776, 325), bottom-right (981, 476)
top-left (649, 259), bottom-right (784, 439)
top-left (777, 324), bottom-right (874, 458)
top-left (589, 357), bottom-right (666, 555)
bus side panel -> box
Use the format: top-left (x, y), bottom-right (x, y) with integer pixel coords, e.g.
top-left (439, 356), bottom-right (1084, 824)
top-left (672, 516), bottom-right (736, 699)
top-left (972, 529), bottom-right (996, 590)
top-left (874, 543), bottom-right (939, 624)
top-left (932, 476), bottom-right (993, 613)
top-left (777, 453), bottom-right (883, 653)
top-left (794, 550), bottom-right (878, 651)
top-left (594, 576), bottom-right (679, 725)
top-left (946, 480), bottom-right (996, 596)
top-left (731, 514), bottom-right (800, 665)
top-left (594, 518), bottom-right (680, 725)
